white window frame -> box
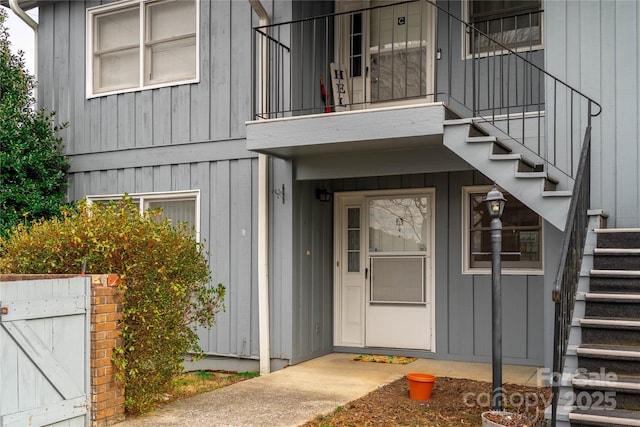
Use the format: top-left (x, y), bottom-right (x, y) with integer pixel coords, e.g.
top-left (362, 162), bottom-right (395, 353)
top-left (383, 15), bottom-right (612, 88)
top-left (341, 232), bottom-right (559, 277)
top-left (462, 185), bottom-right (543, 275)
top-left (86, 0), bottom-right (200, 98)
top-left (462, 0), bottom-right (543, 59)
top-left (86, 190), bottom-right (201, 241)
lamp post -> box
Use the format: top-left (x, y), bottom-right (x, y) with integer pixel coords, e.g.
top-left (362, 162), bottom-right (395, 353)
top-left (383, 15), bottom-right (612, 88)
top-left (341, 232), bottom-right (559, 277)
top-left (485, 184), bottom-right (506, 411)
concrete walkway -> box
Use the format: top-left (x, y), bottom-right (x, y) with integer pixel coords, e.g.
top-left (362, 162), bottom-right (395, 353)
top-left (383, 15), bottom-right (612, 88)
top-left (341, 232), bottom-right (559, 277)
top-left (113, 353), bottom-right (543, 427)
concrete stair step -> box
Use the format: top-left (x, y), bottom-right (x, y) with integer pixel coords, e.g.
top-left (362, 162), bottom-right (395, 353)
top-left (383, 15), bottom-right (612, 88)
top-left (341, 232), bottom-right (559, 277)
top-left (596, 229), bottom-right (640, 249)
top-left (581, 318), bottom-right (640, 329)
top-left (572, 376), bottom-right (640, 411)
top-left (594, 252), bottom-right (640, 271)
top-left (585, 293), bottom-right (640, 319)
top-left (590, 276), bottom-right (640, 293)
top-left (466, 135), bottom-right (497, 144)
top-left (591, 270), bottom-right (640, 278)
top-left (517, 157), bottom-right (543, 172)
top-left (515, 171), bottom-right (548, 179)
top-left (586, 293), bottom-right (640, 301)
top-left (577, 345), bottom-right (640, 377)
top-left (573, 375), bottom-right (640, 391)
top-left (581, 319), bottom-right (640, 346)
top-left (543, 190), bottom-right (573, 197)
top-left (570, 408), bottom-right (640, 426)
top-left (596, 249), bottom-right (640, 255)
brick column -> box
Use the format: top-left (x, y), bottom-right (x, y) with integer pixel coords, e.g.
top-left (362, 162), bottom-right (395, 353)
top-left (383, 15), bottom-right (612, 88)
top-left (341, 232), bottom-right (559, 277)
top-left (90, 274), bottom-right (125, 426)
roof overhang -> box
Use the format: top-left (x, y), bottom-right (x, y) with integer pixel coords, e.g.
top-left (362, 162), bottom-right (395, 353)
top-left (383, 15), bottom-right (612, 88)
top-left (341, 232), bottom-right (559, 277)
top-left (1, 0), bottom-right (55, 11)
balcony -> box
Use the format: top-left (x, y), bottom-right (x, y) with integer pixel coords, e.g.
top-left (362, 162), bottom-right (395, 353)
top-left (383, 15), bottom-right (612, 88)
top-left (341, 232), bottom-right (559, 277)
top-left (248, 0), bottom-right (596, 185)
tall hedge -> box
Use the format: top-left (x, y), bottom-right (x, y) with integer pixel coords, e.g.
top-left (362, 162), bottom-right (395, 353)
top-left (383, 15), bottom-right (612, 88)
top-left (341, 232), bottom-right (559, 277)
top-left (0, 9), bottom-right (69, 238)
top-left (0, 197), bottom-right (225, 414)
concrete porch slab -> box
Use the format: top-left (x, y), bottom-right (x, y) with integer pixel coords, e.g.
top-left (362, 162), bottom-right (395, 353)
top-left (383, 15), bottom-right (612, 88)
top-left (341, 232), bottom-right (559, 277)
top-left (112, 353), bottom-right (544, 427)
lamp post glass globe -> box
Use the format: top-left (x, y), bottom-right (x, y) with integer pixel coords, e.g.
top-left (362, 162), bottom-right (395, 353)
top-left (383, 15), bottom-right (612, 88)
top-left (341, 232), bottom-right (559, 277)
top-left (485, 185), bottom-right (506, 219)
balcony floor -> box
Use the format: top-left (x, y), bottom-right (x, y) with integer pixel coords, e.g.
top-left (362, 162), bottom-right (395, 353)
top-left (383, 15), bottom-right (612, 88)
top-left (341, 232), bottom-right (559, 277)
top-left (246, 102), bottom-right (472, 180)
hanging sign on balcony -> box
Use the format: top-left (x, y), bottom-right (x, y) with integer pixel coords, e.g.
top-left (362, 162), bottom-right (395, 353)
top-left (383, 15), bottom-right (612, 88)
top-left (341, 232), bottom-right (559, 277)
top-left (330, 62), bottom-right (350, 112)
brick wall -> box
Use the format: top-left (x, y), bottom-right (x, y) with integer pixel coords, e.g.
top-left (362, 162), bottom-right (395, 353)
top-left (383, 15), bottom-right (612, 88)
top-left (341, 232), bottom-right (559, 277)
top-left (90, 274), bottom-right (125, 426)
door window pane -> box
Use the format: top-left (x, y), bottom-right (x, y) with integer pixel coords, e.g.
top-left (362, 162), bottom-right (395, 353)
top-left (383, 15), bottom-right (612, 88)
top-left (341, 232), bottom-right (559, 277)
top-left (347, 207), bottom-right (360, 272)
top-left (370, 1), bottom-right (428, 101)
top-left (369, 197), bottom-right (429, 253)
top-left (348, 207), bottom-right (360, 228)
top-left (350, 13), bottom-right (363, 78)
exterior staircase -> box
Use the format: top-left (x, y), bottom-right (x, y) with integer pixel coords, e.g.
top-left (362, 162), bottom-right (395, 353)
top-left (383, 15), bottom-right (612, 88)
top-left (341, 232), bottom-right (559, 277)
top-left (564, 228), bottom-right (640, 426)
top-left (443, 118), bottom-right (571, 231)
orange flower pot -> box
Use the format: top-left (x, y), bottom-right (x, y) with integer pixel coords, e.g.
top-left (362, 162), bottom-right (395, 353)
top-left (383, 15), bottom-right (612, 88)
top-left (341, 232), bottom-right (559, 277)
top-left (407, 373), bottom-right (436, 400)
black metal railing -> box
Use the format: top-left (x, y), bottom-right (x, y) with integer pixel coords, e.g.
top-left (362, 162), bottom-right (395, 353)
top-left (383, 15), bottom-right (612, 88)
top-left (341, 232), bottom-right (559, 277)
top-left (252, 0), bottom-right (600, 180)
top-left (549, 119), bottom-right (592, 426)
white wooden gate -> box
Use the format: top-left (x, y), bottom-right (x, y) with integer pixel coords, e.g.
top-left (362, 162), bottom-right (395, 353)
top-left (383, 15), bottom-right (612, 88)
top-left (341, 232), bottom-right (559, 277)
top-left (0, 277), bottom-right (91, 427)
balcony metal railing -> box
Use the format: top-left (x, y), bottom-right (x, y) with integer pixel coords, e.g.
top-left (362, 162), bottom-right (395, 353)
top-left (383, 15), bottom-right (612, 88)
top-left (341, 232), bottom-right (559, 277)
top-left (252, 0), bottom-right (600, 182)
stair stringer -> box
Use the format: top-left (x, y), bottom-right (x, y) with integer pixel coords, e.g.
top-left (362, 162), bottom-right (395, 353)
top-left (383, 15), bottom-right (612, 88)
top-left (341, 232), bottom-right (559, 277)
top-left (469, 116), bottom-right (573, 191)
top-left (443, 120), bottom-right (571, 231)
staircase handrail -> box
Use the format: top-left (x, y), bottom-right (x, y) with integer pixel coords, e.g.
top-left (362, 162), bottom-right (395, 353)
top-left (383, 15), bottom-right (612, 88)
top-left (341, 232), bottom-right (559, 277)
top-left (549, 114), bottom-right (593, 426)
top-left (419, 1), bottom-right (602, 119)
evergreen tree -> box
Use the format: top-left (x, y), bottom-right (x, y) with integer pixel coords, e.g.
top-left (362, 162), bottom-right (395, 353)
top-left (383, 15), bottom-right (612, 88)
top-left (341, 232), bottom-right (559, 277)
top-left (0, 8), bottom-right (69, 238)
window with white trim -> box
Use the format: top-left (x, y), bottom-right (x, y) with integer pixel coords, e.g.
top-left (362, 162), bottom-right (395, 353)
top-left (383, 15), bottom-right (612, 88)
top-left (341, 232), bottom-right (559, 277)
top-left (465, 0), bottom-right (542, 55)
top-left (463, 186), bottom-right (542, 274)
top-left (87, 190), bottom-right (200, 239)
top-left (87, 0), bottom-right (199, 97)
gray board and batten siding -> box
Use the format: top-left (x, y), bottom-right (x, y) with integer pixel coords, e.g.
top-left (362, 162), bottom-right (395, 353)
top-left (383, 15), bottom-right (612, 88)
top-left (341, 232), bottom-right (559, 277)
top-left (293, 170), bottom-right (557, 368)
top-left (35, 0), bottom-right (555, 368)
top-left (545, 0), bottom-right (640, 228)
top-left (38, 0), bottom-right (274, 154)
top-left (36, 0), bottom-right (297, 366)
top-left (434, 0), bottom-right (544, 117)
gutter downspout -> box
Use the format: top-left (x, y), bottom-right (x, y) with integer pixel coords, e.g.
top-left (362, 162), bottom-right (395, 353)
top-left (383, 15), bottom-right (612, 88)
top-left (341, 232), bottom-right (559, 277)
top-left (9, 0), bottom-right (37, 99)
top-left (248, 0), bottom-right (271, 376)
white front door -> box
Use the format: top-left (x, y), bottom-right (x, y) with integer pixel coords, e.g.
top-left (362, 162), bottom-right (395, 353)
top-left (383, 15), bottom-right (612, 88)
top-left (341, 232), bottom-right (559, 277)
top-left (334, 189), bottom-right (435, 351)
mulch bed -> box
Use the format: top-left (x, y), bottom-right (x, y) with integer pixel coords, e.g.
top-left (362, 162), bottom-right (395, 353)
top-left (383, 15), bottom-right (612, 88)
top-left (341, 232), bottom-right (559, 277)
top-left (302, 376), bottom-right (550, 426)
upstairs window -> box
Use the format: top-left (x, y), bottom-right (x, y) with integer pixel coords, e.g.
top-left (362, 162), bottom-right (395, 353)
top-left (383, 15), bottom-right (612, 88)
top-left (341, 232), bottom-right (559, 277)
top-left (87, 0), bottom-right (199, 97)
top-left (463, 186), bottom-right (543, 274)
top-left (467, 0), bottom-right (542, 55)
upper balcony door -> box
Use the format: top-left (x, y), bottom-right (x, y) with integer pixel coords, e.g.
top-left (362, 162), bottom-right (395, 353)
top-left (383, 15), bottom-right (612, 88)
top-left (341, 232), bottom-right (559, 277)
top-left (334, 0), bottom-right (436, 111)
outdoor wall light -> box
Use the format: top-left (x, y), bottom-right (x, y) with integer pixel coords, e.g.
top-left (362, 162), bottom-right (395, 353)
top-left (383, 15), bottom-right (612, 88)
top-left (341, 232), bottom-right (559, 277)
top-left (316, 189), bottom-right (332, 202)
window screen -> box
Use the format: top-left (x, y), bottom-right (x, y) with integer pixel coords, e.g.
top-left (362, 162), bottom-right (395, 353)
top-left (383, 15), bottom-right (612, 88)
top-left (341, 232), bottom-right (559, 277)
top-left (370, 257), bottom-right (424, 303)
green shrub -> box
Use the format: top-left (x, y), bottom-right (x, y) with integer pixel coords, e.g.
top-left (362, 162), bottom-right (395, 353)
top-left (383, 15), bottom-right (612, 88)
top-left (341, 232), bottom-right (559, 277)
top-left (0, 197), bottom-right (225, 414)
top-left (0, 9), bottom-right (70, 238)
